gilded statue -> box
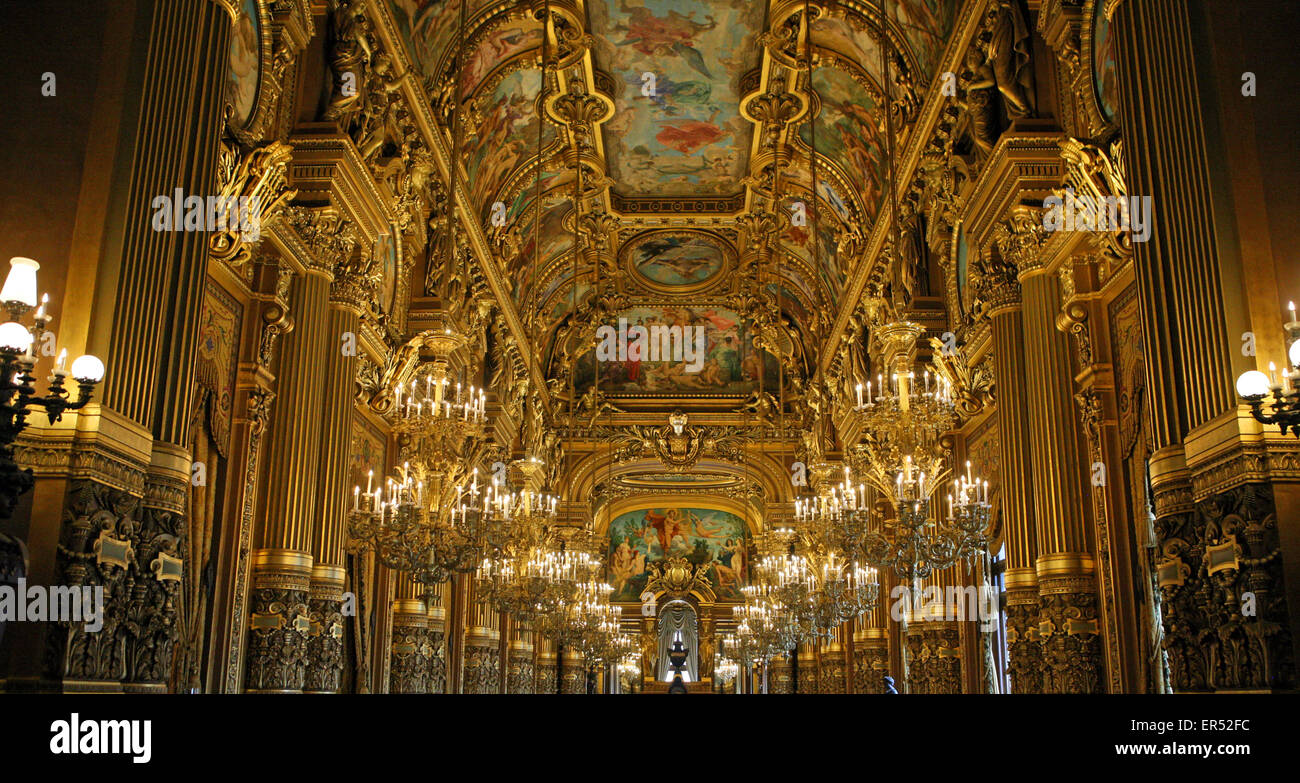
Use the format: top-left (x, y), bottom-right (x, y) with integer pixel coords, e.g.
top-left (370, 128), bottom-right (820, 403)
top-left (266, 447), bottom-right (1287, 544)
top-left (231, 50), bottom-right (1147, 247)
top-left (986, 0), bottom-right (1037, 119)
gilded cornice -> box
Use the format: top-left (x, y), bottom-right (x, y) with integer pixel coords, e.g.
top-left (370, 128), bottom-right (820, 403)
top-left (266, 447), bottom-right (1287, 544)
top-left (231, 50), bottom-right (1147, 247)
top-left (283, 129), bottom-right (396, 248)
top-left (959, 131), bottom-right (1069, 254)
top-left (1183, 408), bottom-right (1300, 501)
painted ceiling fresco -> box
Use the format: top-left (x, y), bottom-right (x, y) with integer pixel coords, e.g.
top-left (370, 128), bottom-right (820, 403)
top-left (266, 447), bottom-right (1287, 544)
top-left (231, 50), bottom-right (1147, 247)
top-left (624, 231), bottom-right (730, 289)
top-left (388, 0), bottom-right (962, 396)
top-left (588, 0), bottom-right (766, 198)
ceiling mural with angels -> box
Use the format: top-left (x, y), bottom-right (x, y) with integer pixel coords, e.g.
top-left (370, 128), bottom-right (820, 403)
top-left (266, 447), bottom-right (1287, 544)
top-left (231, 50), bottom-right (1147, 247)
top-left (588, 0), bottom-right (766, 198)
top-left (386, 0), bottom-right (964, 400)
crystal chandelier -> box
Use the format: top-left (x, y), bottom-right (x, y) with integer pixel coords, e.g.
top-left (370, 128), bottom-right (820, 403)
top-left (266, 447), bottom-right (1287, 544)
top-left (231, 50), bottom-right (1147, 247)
top-left (733, 587), bottom-right (800, 658)
top-left (1236, 299), bottom-right (1300, 437)
top-left (538, 578), bottom-right (617, 649)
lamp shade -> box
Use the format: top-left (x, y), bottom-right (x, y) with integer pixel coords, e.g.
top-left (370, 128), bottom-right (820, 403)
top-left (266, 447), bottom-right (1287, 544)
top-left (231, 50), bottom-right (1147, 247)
top-left (0, 257), bottom-right (39, 308)
top-left (1290, 339), bottom-right (1300, 369)
top-left (1236, 370), bottom-right (1270, 398)
top-left (70, 354), bottom-right (105, 384)
top-left (0, 321), bottom-right (33, 353)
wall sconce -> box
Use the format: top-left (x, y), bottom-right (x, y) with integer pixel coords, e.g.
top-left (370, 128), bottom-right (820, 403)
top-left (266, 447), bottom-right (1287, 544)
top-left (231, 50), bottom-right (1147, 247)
top-left (0, 257), bottom-right (106, 517)
top-left (1236, 301), bottom-right (1300, 437)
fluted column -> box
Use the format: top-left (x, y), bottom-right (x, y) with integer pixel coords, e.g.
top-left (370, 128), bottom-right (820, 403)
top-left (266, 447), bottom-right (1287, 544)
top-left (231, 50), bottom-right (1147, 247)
top-left (979, 247), bottom-right (1043, 692)
top-left (14, 0), bottom-right (231, 694)
top-left (1112, 0), bottom-right (1296, 692)
top-left (304, 271), bottom-right (364, 693)
top-left (999, 209), bottom-right (1104, 694)
top-left (245, 263), bottom-right (332, 692)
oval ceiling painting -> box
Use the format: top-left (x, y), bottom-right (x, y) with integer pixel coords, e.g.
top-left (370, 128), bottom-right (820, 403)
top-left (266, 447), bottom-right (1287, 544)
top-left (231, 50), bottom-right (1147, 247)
top-left (624, 231), bottom-right (729, 291)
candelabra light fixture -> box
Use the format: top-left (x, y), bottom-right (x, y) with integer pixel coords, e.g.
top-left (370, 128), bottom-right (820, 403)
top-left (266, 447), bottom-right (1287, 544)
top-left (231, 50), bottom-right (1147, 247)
top-left (0, 257), bottom-right (106, 517)
top-left (348, 462), bottom-right (508, 586)
top-left (1236, 300), bottom-right (1300, 437)
top-left (852, 458), bottom-right (993, 582)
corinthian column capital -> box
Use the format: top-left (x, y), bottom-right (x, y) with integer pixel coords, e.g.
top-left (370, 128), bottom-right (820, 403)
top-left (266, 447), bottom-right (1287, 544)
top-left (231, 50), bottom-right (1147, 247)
top-left (994, 206), bottom-right (1049, 276)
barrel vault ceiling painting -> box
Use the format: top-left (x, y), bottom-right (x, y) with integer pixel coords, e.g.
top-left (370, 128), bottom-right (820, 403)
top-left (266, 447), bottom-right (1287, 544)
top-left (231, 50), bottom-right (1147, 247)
top-left (382, 0), bottom-right (962, 552)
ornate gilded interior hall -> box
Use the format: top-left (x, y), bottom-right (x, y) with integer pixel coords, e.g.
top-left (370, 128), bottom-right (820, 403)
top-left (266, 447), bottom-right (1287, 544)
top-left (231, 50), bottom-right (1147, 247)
top-left (1, 0), bottom-right (1298, 704)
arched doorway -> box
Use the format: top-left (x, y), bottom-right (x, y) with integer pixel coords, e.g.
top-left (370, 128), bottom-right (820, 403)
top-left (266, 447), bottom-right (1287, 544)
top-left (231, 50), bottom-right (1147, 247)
top-left (655, 599), bottom-right (699, 682)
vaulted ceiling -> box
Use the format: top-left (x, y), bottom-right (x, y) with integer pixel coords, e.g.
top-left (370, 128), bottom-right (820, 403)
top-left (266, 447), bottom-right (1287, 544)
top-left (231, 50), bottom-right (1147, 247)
top-left (387, 0), bottom-right (962, 402)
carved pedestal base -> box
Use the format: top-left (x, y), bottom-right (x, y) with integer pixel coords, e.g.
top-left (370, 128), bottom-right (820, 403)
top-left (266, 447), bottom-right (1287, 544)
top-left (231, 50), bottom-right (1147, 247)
top-left (768, 657), bottom-right (792, 694)
top-left (464, 628), bottom-right (501, 694)
top-left (389, 602), bottom-right (430, 694)
top-left (1155, 480), bottom-right (1295, 691)
top-left (507, 641), bottom-right (534, 694)
top-left (1005, 587), bottom-right (1044, 693)
top-left (244, 577), bottom-right (311, 691)
top-left (925, 622), bottom-right (963, 694)
top-left (558, 650), bottom-right (584, 694)
top-left (1039, 575), bottom-right (1104, 694)
top-left (304, 566), bottom-right (344, 694)
top-left (535, 654), bottom-right (557, 694)
top-left (852, 632), bottom-right (890, 693)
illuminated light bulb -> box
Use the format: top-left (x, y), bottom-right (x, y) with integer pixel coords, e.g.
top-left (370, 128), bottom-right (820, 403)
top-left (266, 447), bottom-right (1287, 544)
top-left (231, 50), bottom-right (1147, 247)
top-left (1236, 370), bottom-right (1270, 398)
top-left (0, 321), bottom-right (32, 353)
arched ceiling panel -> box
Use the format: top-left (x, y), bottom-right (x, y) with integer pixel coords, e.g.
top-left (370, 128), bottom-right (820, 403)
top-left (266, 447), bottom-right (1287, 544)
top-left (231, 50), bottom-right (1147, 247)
top-left (588, 0), bottom-right (767, 198)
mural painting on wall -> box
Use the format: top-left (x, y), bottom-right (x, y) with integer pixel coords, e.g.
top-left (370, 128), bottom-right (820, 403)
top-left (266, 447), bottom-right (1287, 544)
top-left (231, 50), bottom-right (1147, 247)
top-left (589, 0), bottom-right (765, 197)
top-left (350, 420), bottom-right (387, 495)
top-left (1092, 0), bottom-right (1119, 123)
top-left (227, 0), bottom-right (260, 127)
top-left (196, 283), bottom-right (242, 452)
top-left (626, 232), bottom-right (728, 288)
top-left (572, 306), bottom-right (779, 394)
top-left (608, 507), bottom-right (748, 602)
